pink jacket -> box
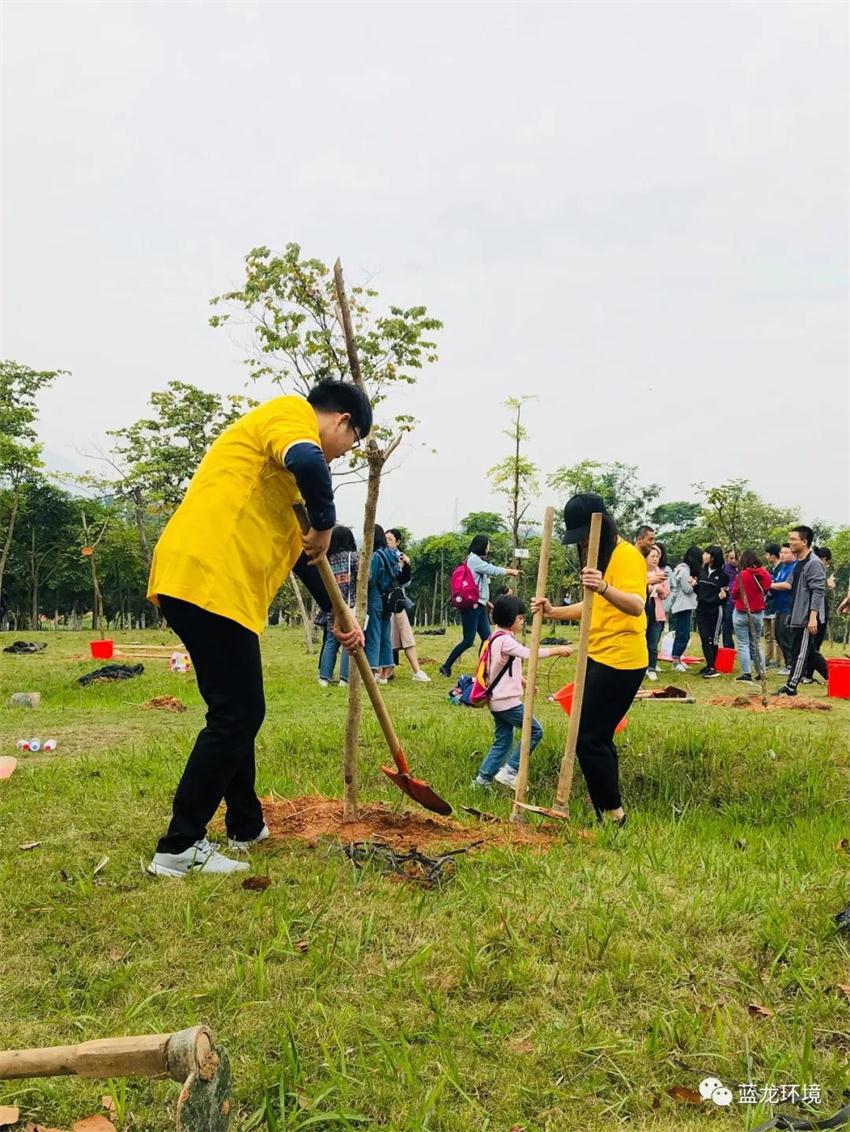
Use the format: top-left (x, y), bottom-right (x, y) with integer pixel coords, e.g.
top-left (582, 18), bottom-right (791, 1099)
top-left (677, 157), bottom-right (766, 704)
top-left (487, 631), bottom-right (557, 713)
top-left (647, 567), bottom-right (670, 622)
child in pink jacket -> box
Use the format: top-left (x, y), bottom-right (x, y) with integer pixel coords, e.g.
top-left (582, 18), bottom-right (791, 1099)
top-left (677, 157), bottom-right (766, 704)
top-left (473, 595), bottom-right (572, 790)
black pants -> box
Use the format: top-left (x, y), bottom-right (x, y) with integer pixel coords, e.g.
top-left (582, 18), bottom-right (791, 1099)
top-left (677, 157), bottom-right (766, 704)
top-left (696, 605), bottom-right (722, 668)
top-left (774, 611), bottom-right (793, 666)
top-left (157, 596), bottom-right (265, 854)
top-left (787, 622), bottom-right (828, 691)
top-left (443, 604), bottom-right (491, 673)
top-left (576, 658), bottom-right (645, 814)
top-left (805, 619), bottom-right (828, 679)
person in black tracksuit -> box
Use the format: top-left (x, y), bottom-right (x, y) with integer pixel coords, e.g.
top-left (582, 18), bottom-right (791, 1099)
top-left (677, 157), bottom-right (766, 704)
top-left (695, 545), bottom-right (727, 678)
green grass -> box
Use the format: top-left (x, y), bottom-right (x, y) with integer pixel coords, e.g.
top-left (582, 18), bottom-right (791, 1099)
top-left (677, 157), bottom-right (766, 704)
top-left (1, 628), bottom-right (849, 1131)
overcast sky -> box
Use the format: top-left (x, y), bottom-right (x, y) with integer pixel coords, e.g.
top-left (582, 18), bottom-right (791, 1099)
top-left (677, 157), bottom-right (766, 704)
top-left (2, 0), bottom-right (848, 539)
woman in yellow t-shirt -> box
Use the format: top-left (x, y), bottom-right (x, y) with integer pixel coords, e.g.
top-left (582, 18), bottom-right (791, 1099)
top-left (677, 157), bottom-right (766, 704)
top-left (532, 493), bottom-right (647, 826)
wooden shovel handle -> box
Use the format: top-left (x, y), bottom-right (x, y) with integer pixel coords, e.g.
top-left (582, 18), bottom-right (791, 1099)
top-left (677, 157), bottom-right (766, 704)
top-left (0, 1027), bottom-right (211, 1083)
top-left (292, 504), bottom-right (409, 774)
top-left (511, 506), bottom-right (555, 819)
top-left (554, 511), bottom-right (602, 810)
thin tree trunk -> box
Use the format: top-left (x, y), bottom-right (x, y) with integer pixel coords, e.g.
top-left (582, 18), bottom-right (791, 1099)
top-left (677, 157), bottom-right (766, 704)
top-left (290, 575), bottom-right (314, 653)
top-left (0, 487), bottom-right (21, 610)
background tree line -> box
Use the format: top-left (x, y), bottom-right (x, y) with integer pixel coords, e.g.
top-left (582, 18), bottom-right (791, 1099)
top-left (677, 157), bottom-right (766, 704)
top-left (2, 241), bottom-right (847, 637)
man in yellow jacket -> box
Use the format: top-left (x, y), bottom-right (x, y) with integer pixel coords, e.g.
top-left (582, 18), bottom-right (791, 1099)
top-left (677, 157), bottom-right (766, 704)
top-left (146, 380), bottom-right (370, 877)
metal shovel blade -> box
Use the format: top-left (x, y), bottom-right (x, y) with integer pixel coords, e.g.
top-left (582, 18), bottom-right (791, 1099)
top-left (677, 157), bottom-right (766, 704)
top-left (380, 765), bottom-right (453, 816)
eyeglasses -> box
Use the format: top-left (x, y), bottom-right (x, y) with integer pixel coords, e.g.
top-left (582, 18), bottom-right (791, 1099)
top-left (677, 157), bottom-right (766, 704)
top-left (349, 421), bottom-right (362, 449)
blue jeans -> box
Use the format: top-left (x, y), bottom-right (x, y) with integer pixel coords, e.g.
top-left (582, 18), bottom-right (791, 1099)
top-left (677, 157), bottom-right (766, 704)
top-left (733, 609), bottom-right (764, 676)
top-left (444, 604), bottom-right (491, 673)
top-left (478, 705), bottom-right (543, 781)
top-left (722, 602), bottom-right (735, 648)
top-left (365, 595), bottom-right (393, 670)
top-left (319, 630), bottom-right (350, 682)
top-left (670, 609), bottom-right (693, 660)
top-left (646, 618), bottom-right (665, 670)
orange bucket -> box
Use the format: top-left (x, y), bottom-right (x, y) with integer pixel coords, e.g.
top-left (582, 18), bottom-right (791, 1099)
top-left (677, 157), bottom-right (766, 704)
top-left (554, 682), bottom-right (627, 733)
top-left (90, 639), bottom-right (114, 660)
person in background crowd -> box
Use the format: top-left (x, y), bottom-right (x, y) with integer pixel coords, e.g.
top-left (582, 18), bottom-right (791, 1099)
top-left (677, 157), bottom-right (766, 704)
top-left (696, 545), bottom-right (726, 678)
top-left (730, 549), bottom-right (772, 682)
top-left (385, 528), bottom-right (430, 683)
top-left (805, 547), bottom-right (835, 682)
top-left (769, 544), bottom-right (796, 673)
top-left (762, 544), bottom-right (782, 668)
top-left (440, 535), bottom-right (519, 677)
top-left (317, 525), bottom-right (358, 688)
top-left (669, 546), bottom-right (702, 672)
top-left (366, 525), bottom-right (407, 684)
top-left (721, 549), bottom-right (738, 648)
top-left (634, 524), bottom-right (656, 558)
top-left (644, 543), bottom-right (669, 681)
top-left (775, 526), bottom-right (827, 696)
top-left (532, 494), bottom-right (647, 826)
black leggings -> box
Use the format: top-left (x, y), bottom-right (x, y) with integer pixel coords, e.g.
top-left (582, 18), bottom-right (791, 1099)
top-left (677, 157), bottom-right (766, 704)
top-left (157, 595), bottom-right (266, 853)
top-left (696, 605), bottom-right (722, 668)
top-left (576, 658), bottom-right (645, 815)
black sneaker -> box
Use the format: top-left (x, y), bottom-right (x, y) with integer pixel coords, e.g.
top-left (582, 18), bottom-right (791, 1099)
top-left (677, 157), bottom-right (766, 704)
top-left (439, 665), bottom-right (451, 678)
top-left (703, 668), bottom-right (721, 678)
top-left (772, 685), bottom-right (797, 697)
top-left (735, 674), bottom-right (753, 683)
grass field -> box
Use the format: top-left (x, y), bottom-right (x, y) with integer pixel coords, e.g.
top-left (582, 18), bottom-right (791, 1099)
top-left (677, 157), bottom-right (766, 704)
top-left (1, 627), bottom-right (849, 1131)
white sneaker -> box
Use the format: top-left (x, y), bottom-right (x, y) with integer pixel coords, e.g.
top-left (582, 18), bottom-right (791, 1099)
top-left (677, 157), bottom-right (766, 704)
top-left (376, 676), bottom-right (389, 685)
top-left (646, 669), bottom-right (658, 682)
top-left (674, 662), bottom-right (687, 673)
top-left (227, 824), bottom-right (270, 852)
top-left (412, 670), bottom-right (431, 683)
top-left (339, 679), bottom-right (348, 687)
top-left (147, 838), bottom-right (249, 877)
top-left (472, 775), bottom-right (492, 789)
top-left (494, 766), bottom-right (518, 790)
top-left (318, 678), bottom-right (329, 688)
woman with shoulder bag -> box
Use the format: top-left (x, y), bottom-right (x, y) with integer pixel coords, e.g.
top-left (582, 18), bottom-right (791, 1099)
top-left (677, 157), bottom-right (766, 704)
top-left (669, 546), bottom-right (703, 672)
top-left (385, 528), bottom-right (430, 683)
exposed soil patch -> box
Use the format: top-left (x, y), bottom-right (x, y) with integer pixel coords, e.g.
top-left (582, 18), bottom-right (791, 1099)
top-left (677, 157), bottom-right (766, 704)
top-left (709, 695), bottom-right (831, 713)
top-left (142, 695), bottom-right (187, 712)
top-left (261, 794), bottom-right (566, 850)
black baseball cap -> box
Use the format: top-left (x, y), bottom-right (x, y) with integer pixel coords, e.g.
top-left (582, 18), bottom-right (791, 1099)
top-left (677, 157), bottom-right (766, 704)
top-left (562, 493), bottom-right (609, 544)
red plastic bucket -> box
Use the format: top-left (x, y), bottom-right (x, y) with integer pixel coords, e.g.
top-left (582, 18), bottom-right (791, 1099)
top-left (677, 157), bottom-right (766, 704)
top-left (90, 639), bottom-right (114, 660)
top-left (714, 646), bottom-right (736, 674)
top-left (554, 682), bottom-right (627, 733)
top-left (826, 658), bottom-right (850, 700)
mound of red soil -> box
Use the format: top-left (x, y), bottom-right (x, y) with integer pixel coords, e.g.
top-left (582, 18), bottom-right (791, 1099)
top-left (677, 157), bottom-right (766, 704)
top-left (709, 695), bottom-right (831, 712)
top-left (261, 794), bottom-right (567, 849)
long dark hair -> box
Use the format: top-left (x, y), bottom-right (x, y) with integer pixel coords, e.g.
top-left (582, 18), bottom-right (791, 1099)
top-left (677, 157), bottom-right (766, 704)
top-left (329, 526), bottom-right (356, 555)
top-left (468, 534), bottom-right (490, 557)
top-left (373, 525), bottom-right (387, 551)
top-left (739, 548), bottom-right (762, 570)
top-left (578, 513), bottom-right (620, 576)
top-left (651, 541), bottom-right (668, 569)
top-left (492, 594), bottom-right (526, 628)
top-left (705, 545), bottom-right (724, 572)
top-left (387, 528), bottom-right (403, 548)
top-left (681, 545), bottom-right (703, 577)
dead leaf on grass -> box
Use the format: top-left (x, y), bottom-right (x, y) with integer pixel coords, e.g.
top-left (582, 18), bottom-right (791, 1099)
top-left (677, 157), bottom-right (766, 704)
top-left (508, 1037), bottom-right (535, 1054)
top-left (25, 1124), bottom-right (68, 1132)
top-left (106, 947), bottom-right (123, 962)
top-left (72, 1116), bottom-right (116, 1132)
top-left (293, 939), bottom-right (309, 953)
top-left (747, 1002), bottom-right (775, 1018)
top-left (0, 1105), bottom-right (20, 1125)
top-left (99, 1098), bottom-right (115, 1119)
top-left (835, 838), bottom-right (850, 852)
top-left (18, 841), bottom-right (40, 851)
top-left (241, 875), bottom-right (272, 892)
top-left (836, 984), bottom-right (850, 999)
top-left (509, 1125), bottom-right (527, 1131)
top-left (92, 856), bottom-right (108, 877)
top-left (668, 1086), bottom-right (703, 1105)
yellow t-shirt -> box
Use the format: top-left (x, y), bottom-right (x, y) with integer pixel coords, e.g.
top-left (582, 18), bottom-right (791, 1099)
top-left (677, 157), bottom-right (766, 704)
top-left (588, 540), bottom-right (649, 670)
top-left (147, 396), bottom-right (321, 635)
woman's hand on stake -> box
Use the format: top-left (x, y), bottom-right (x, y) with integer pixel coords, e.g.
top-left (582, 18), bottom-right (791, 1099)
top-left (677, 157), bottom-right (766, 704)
top-left (531, 596), bottom-right (553, 618)
top-left (581, 567), bottom-right (605, 592)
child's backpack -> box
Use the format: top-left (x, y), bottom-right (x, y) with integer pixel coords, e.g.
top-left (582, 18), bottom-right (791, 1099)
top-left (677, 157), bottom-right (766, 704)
top-left (450, 561), bottom-right (480, 611)
top-left (449, 631), bottom-right (514, 708)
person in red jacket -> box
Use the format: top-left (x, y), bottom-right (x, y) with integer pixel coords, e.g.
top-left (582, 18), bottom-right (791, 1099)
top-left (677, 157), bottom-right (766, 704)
top-left (730, 549), bottom-right (773, 683)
